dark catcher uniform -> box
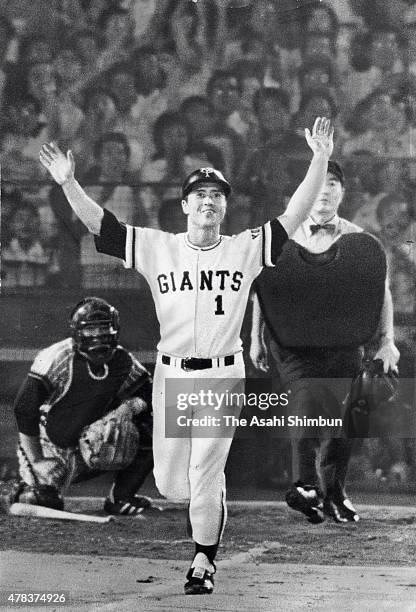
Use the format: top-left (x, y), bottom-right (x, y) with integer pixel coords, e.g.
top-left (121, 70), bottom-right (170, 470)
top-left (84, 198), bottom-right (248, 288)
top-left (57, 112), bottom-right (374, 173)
top-left (256, 228), bottom-right (387, 523)
top-left (14, 298), bottom-right (155, 515)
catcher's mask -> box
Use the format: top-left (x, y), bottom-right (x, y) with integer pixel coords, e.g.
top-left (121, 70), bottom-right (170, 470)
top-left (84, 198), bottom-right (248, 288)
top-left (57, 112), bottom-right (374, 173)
top-left (70, 297), bottom-right (120, 365)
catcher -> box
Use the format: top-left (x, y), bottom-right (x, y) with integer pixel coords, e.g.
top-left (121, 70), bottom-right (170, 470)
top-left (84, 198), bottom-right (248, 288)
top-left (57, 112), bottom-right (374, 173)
top-left (12, 296), bottom-right (156, 515)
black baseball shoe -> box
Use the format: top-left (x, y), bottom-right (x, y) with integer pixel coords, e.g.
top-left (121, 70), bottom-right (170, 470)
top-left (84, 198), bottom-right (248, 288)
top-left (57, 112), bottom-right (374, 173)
top-left (285, 482), bottom-right (325, 524)
top-left (184, 553), bottom-right (215, 595)
top-left (103, 495), bottom-right (155, 516)
top-left (323, 496), bottom-right (360, 523)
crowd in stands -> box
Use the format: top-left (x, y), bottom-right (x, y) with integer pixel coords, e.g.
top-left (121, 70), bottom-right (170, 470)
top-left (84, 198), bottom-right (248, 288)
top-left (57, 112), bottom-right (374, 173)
top-left (1, 0), bottom-right (415, 484)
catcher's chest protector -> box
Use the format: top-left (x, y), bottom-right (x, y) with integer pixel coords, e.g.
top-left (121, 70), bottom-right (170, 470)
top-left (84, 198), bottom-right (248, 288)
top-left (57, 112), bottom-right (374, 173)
top-left (257, 233), bottom-right (386, 348)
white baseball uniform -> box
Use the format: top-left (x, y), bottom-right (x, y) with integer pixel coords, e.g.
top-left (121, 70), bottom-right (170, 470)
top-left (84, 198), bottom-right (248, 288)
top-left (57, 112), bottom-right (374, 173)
top-left (95, 209), bottom-right (288, 545)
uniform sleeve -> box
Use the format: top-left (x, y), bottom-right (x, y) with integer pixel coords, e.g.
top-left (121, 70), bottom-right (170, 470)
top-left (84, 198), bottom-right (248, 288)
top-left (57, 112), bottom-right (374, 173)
top-left (14, 375), bottom-right (49, 436)
top-left (94, 209), bottom-right (127, 260)
top-left (263, 218), bottom-right (289, 266)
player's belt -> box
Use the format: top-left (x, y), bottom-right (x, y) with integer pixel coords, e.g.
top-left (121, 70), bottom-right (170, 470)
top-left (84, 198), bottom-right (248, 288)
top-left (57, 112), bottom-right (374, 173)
top-left (161, 355), bottom-right (235, 370)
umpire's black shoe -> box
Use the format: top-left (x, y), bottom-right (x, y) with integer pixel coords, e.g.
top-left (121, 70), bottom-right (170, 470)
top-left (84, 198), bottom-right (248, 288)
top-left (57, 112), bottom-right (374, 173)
top-left (104, 495), bottom-right (154, 516)
top-left (323, 496), bottom-right (360, 523)
top-left (184, 553), bottom-right (215, 595)
top-left (285, 482), bottom-right (325, 524)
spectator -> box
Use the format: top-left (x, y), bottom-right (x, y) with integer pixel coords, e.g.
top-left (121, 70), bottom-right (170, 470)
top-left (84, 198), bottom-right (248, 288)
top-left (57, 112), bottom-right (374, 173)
top-left (156, 0), bottom-right (227, 101)
top-left (342, 28), bottom-right (405, 111)
top-left (205, 69), bottom-right (246, 177)
top-left (19, 59), bottom-right (84, 147)
top-left (79, 132), bottom-right (142, 288)
top-left (105, 59), bottom-right (167, 170)
top-left (2, 34), bottom-right (54, 105)
top-left (300, 1), bottom-right (340, 37)
top-left (226, 59), bottom-right (263, 141)
top-left (301, 30), bottom-right (338, 65)
top-left (223, 25), bottom-right (267, 68)
top-left (179, 96), bottom-right (225, 171)
top-left (139, 111), bottom-right (215, 224)
top-left (287, 87), bottom-right (343, 159)
top-left (1, 187), bottom-right (24, 249)
top-left (2, 203), bottom-right (53, 288)
top-left (376, 193), bottom-right (416, 329)
top-left (339, 150), bottom-right (378, 223)
top-left (349, 0), bottom-right (414, 31)
top-left (80, 0), bottom-right (116, 30)
top-left (251, 87), bottom-right (292, 147)
top-left (157, 197), bottom-right (187, 234)
top-left (236, 87), bottom-right (292, 196)
top-left (351, 158), bottom-right (408, 233)
top-left (67, 28), bottom-right (102, 72)
top-left (47, 183), bottom-right (84, 289)
top-left (402, 22), bottom-right (416, 77)
top-left (53, 43), bottom-right (83, 93)
top-left (1, 94), bottom-right (49, 186)
top-left (225, 192), bottom-right (253, 235)
top-left (292, 56), bottom-right (340, 115)
top-left (0, 15), bottom-right (15, 111)
top-left (83, 131), bottom-right (139, 222)
top-left (248, 0), bottom-right (280, 48)
top-left (238, 144), bottom-right (293, 227)
top-left (97, 5), bottom-right (134, 58)
top-left (72, 87), bottom-right (117, 170)
top-left (342, 89), bottom-right (412, 158)
top-left (392, 79), bottom-right (416, 130)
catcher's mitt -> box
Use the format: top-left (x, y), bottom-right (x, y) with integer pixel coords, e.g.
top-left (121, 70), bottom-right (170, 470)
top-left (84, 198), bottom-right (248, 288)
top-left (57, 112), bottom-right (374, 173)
top-left (343, 359), bottom-right (399, 438)
top-left (79, 405), bottom-right (140, 471)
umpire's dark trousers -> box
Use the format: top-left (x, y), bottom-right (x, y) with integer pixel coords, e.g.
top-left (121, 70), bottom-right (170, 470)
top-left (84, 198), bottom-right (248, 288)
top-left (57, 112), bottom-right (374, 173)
top-left (270, 340), bottom-right (363, 496)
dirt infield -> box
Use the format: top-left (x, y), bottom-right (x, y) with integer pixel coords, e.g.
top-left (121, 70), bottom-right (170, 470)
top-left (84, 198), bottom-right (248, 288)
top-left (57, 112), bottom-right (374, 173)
top-left (1, 500), bottom-right (416, 611)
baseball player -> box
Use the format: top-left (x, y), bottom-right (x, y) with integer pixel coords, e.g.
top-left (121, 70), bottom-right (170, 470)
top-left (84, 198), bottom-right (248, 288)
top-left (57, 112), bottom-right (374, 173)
top-left (251, 160), bottom-right (400, 523)
top-left (13, 296), bottom-right (156, 516)
top-left (39, 116), bottom-right (333, 595)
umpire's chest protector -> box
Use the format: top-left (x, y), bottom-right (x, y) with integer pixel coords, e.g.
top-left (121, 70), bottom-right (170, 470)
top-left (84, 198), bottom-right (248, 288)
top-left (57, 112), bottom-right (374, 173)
top-left (256, 233), bottom-right (386, 347)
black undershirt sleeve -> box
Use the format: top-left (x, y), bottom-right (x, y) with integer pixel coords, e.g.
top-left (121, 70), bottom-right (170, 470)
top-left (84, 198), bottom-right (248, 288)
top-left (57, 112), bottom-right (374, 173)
top-left (94, 209), bottom-right (127, 260)
top-left (270, 218), bottom-right (289, 264)
top-left (14, 376), bottom-right (49, 436)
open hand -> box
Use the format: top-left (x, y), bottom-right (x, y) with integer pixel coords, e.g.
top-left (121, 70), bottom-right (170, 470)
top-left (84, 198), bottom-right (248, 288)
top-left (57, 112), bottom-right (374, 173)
top-left (304, 117), bottom-right (334, 158)
top-left (374, 340), bottom-right (400, 374)
top-left (39, 142), bottom-right (75, 185)
top-left (249, 340), bottom-right (270, 373)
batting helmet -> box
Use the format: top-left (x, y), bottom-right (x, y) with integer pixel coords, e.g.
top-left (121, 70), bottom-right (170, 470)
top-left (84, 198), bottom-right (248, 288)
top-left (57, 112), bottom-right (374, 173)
top-left (70, 297), bottom-right (120, 365)
top-left (182, 168), bottom-right (231, 199)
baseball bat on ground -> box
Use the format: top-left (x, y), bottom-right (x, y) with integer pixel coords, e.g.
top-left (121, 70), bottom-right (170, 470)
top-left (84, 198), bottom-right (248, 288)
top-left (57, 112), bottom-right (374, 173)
top-left (9, 503), bottom-right (114, 523)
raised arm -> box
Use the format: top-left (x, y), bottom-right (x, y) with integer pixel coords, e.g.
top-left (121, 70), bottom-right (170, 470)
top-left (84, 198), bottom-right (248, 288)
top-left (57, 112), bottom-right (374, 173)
top-left (374, 280), bottom-right (400, 373)
top-left (249, 292), bottom-right (269, 373)
top-left (39, 143), bottom-right (104, 235)
top-left (278, 117), bottom-right (334, 237)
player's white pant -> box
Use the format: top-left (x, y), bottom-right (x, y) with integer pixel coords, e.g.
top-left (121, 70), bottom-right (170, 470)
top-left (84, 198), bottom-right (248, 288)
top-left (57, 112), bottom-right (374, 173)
top-left (152, 352), bottom-right (244, 546)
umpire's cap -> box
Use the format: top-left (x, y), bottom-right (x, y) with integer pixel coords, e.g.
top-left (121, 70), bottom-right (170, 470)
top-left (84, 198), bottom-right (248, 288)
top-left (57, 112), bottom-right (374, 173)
top-left (182, 168), bottom-right (231, 199)
top-left (327, 160), bottom-right (345, 186)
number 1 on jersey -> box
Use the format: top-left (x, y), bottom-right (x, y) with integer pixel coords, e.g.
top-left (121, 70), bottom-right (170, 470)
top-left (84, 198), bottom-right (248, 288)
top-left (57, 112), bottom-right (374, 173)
top-left (214, 294), bottom-right (224, 315)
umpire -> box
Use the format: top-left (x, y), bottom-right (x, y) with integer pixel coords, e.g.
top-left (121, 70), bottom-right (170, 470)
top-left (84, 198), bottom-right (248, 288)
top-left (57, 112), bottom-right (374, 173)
top-left (13, 296), bottom-right (156, 515)
top-left (251, 160), bottom-right (400, 523)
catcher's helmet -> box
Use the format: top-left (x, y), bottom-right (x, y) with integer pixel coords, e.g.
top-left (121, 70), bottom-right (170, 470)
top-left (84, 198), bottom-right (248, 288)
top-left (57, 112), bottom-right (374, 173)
top-left (70, 297), bottom-right (120, 364)
top-left (182, 167), bottom-right (231, 199)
